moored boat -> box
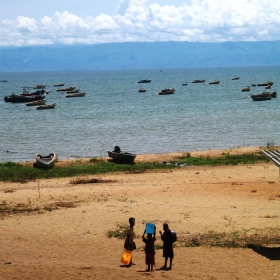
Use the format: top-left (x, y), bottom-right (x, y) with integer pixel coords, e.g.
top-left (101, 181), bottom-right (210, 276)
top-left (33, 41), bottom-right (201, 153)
top-left (257, 81), bottom-right (273, 86)
top-left (54, 83), bottom-right (65, 87)
top-left (241, 86), bottom-right (250, 92)
top-left (33, 84), bottom-right (46, 89)
top-left (138, 79), bottom-right (152, 83)
top-left (138, 88), bottom-right (146, 92)
top-left (192, 79), bottom-right (205, 83)
top-left (35, 153), bottom-right (56, 168)
top-left (25, 99), bottom-right (47, 106)
top-left (66, 92), bottom-right (86, 98)
top-left (209, 80), bottom-right (220, 85)
top-left (56, 87), bottom-right (76, 92)
top-left (250, 92), bottom-right (272, 101)
top-left (158, 88), bottom-right (176, 95)
top-left (36, 103), bottom-right (56, 110)
top-left (231, 77), bottom-right (240, 80)
top-left (4, 87), bottom-right (46, 103)
top-left (66, 89), bottom-right (80, 93)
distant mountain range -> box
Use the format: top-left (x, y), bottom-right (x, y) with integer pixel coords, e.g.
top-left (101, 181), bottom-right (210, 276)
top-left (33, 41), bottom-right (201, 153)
top-left (0, 41), bottom-right (279, 72)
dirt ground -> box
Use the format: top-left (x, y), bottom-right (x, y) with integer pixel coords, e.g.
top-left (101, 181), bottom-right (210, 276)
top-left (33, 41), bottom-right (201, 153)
top-left (1, 147), bottom-right (280, 280)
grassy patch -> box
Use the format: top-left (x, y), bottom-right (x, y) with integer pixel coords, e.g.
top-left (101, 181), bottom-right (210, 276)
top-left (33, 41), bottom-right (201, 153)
top-left (107, 222), bottom-right (128, 239)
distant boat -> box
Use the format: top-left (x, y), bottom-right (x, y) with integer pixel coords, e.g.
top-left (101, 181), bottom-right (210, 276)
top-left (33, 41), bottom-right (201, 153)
top-left (54, 83), bottom-right (65, 87)
top-left (25, 99), bottom-right (47, 106)
top-left (107, 146), bottom-right (136, 163)
top-left (35, 153), bottom-right (56, 168)
top-left (192, 79), bottom-right (205, 83)
top-left (66, 92), bottom-right (86, 98)
top-left (182, 83), bottom-right (188, 86)
top-left (231, 77), bottom-right (240, 80)
top-left (241, 86), bottom-right (250, 92)
top-left (138, 88), bottom-right (146, 92)
top-left (1, 80), bottom-right (8, 82)
top-left (250, 92), bottom-right (271, 101)
top-left (36, 103), bottom-right (56, 110)
top-left (209, 80), bottom-right (220, 85)
top-left (4, 87), bottom-right (46, 103)
top-left (56, 87), bottom-right (76, 92)
top-left (33, 84), bottom-right (46, 89)
top-left (257, 82), bottom-right (273, 86)
top-left (265, 85), bottom-right (271, 89)
top-left (138, 79), bottom-right (152, 83)
top-left (158, 88), bottom-right (176, 95)
top-left (66, 89), bottom-right (80, 93)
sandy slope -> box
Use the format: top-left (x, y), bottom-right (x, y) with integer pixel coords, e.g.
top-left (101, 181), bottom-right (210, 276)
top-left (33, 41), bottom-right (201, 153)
top-left (1, 147), bottom-right (280, 280)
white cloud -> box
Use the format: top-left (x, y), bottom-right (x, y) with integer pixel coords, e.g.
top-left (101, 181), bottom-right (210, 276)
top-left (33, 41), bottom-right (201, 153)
top-left (0, 0), bottom-right (280, 46)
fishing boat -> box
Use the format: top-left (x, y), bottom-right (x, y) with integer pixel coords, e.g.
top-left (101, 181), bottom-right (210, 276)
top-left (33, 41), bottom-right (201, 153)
top-left (241, 86), bottom-right (250, 92)
top-left (138, 88), bottom-right (146, 92)
top-left (4, 87), bottom-right (46, 103)
top-left (36, 103), bottom-right (56, 110)
top-left (65, 92), bottom-right (86, 98)
top-left (56, 86), bottom-right (76, 92)
top-left (231, 77), bottom-right (240, 80)
top-left (107, 146), bottom-right (136, 163)
top-left (25, 99), bottom-right (47, 106)
top-left (138, 79), bottom-right (152, 83)
top-left (33, 84), bottom-right (46, 89)
top-left (250, 92), bottom-right (271, 101)
top-left (66, 89), bottom-right (80, 93)
top-left (158, 88), bottom-right (176, 95)
top-left (209, 80), bottom-right (220, 85)
top-left (35, 153), bottom-right (56, 168)
top-left (54, 83), bottom-right (65, 87)
top-left (257, 82), bottom-right (273, 86)
top-left (182, 83), bottom-right (188, 86)
top-left (192, 79), bottom-right (205, 83)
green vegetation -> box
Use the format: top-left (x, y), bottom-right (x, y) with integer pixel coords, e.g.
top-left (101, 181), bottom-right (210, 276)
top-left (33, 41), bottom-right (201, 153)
top-left (107, 222), bottom-right (128, 239)
top-left (171, 153), bottom-right (269, 166)
top-left (0, 153), bottom-right (269, 182)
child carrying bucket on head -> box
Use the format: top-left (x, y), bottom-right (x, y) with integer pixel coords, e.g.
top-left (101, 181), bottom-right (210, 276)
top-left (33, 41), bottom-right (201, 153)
top-left (142, 224), bottom-right (156, 271)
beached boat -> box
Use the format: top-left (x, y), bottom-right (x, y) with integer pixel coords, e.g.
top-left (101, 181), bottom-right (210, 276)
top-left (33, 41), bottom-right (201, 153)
top-left (56, 87), bottom-right (76, 92)
top-left (65, 92), bottom-right (86, 98)
top-left (26, 99), bottom-right (47, 106)
top-left (35, 153), bottom-right (56, 168)
top-left (231, 77), bottom-right (240, 80)
top-left (241, 86), bottom-right (250, 92)
top-left (192, 79), bottom-right (205, 83)
top-left (36, 103), bottom-right (56, 110)
top-left (138, 79), bottom-right (152, 83)
top-left (138, 88), bottom-right (146, 92)
top-left (209, 80), bottom-right (220, 85)
top-left (158, 88), bottom-right (176, 95)
top-left (54, 83), bottom-right (65, 87)
top-left (108, 151), bottom-right (136, 163)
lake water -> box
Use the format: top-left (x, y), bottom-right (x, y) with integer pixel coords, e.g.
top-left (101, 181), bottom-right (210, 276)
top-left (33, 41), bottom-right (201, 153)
top-left (0, 66), bottom-right (279, 163)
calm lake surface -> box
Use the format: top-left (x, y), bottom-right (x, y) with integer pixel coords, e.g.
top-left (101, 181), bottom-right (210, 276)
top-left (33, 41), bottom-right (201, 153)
top-left (0, 66), bottom-right (279, 163)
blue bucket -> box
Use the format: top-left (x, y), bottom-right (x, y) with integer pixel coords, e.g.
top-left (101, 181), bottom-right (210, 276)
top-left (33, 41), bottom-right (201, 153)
top-left (146, 223), bottom-right (155, 234)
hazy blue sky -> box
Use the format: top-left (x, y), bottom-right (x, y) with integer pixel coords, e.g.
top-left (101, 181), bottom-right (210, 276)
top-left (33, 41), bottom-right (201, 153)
top-left (1, 0), bottom-right (280, 47)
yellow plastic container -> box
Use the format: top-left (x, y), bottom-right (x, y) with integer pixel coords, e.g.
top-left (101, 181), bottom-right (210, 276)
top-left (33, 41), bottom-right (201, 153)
top-left (120, 249), bottom-right (133, 265)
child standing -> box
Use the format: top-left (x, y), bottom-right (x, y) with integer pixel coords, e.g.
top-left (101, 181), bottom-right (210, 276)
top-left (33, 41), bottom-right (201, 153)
top-left (142, 226), bottom-right (156, 272)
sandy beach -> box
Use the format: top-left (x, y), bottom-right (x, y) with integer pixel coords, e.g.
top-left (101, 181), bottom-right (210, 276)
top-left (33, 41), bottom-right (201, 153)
top-left (1, 147), bottom-right (280, 280)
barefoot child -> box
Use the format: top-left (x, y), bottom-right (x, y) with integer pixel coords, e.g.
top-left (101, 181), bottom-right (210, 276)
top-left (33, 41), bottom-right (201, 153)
top-left (142, 226), bottom-right (156, 271)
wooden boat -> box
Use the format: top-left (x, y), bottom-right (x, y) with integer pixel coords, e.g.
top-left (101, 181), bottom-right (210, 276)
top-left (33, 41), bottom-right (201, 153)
top-left (138, 79), bottom-right (152, 83)
top-left (107, 151), bottom-right (136, 163)
top-left (209, 80), bottom-right (220, 85)
top-left (56, 87), bottom-right (75, 92)
top-left (26, 99), bottom-right (46, 106)
top-left (4, 87), bottom-right (46, 103)
top-left (138, 88), bottom-right (146, 92)
top-left (33, 84), bottom-right (46, 89)
top-left (241, 86), bottom-right (250, 92)
top-left (54, 83), bottom-right (65, 87)
top-left (35, 153), bottom-right (56, 168)
top-left (66, 89), bottom-right (80, 93)
top-left (158, 88), bottom-right (176, 95)
top-left (250, 92), bottom-right (271, 101)
top-left (36, 103), bottom-right (56, 110)
top-left (66, 92), bottom-right (86, 98)
top-left (257, 82), bottom-right (273, 86)
top-left (231, 77), bottom-right (240, 80)
top-left (192, 79), bottom-right (205, 83)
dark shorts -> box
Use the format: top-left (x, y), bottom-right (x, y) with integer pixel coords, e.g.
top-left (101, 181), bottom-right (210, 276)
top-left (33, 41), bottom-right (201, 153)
top-left (145, 253), bottom-right (155, 265)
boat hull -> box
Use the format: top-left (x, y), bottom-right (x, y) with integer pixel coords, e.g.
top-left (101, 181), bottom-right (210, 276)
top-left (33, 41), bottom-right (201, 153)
top-left (35, 153), bottom-right (56, 168)
top-left (107, 151), bottom-right (136, 163)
